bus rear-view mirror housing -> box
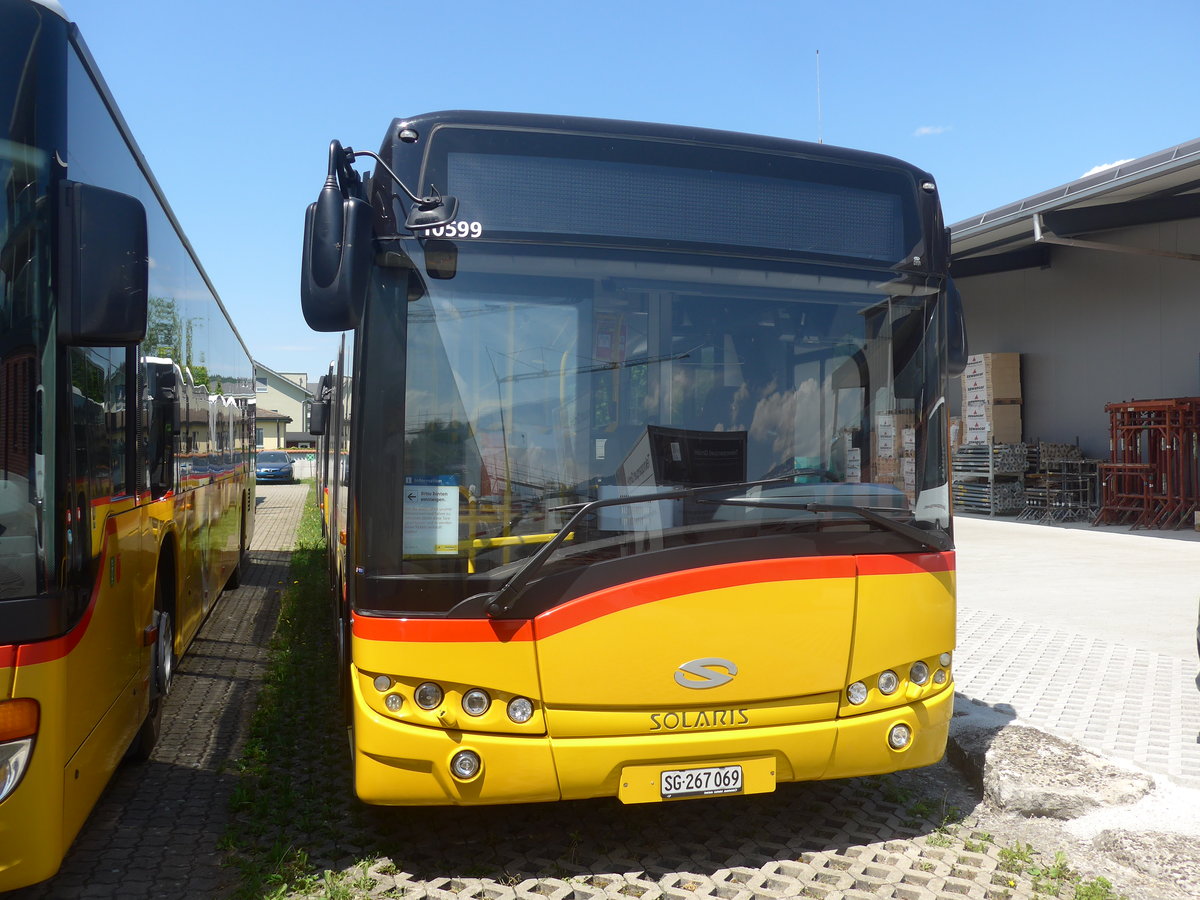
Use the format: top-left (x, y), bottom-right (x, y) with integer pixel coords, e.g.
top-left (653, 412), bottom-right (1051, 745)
top-left (57, 181), bottom-right (148, 346)
top-left (301, 184), bottom-right (373, 332)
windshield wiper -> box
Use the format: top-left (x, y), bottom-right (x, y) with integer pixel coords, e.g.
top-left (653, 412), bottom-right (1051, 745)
top-left (479, 474), bottom-right (803, 617)
top-left (706, 497), bottom-right (951, 552)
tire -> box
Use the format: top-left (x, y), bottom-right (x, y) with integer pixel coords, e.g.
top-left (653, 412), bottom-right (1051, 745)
top-left (128, 592), bottom-right (174, 762)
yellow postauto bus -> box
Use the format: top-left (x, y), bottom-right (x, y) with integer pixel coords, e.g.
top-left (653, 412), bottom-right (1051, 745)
top-left (0, 0), bottom-right (256, 889)
top-left (301, 110), bottom-right (967, 806)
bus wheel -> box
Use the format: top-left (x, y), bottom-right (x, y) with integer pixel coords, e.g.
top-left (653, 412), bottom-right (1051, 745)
top-left (128, 596), bottom-right (174, 761)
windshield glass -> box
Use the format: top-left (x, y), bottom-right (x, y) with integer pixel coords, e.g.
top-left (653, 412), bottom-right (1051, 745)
top-left (258, 451), bottom-right (289, 464)
top-left (357, 240), bottom-right (950, 609)
top-left (0, 1), bottom-right (61, 601)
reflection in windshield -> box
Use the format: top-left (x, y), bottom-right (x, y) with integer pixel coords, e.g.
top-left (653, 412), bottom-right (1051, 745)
top-left (0, 11), bottom-right (54, 600)
top-left (357, 245), bottom-right (947, 586)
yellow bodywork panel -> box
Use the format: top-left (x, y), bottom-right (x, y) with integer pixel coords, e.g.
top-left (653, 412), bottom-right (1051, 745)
top-left (347, 552), bottom-right (956, 806)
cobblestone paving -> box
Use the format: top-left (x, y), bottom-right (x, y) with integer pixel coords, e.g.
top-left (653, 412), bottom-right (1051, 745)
top-left (8, 484), bottom-right (306, 899)
top-left (957, 608), bottom-right (1200, 788)
top-left (10, 484), bottom-right (1196, 899)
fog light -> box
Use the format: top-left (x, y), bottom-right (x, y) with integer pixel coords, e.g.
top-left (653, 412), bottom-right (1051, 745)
top-left (910, 661), bottom-right (930, 685)
top-left (450, 750), bottom-right (481, 780)
top-left (507, 697), bottom-right (534, 723)
top-left (847, 682), bottom-right (868, 705)
top-left (415, 682), bottom-right (443, 710)
top-left (384, 693), bottom-right (403, 713)
top-left (373, 675), bottom-right (392, 692)
top-left (888, 723), bottom-right (912, 750)
top-left (940, 652), bottom-right (952, 667)
top-left (462, 689), bottom-right (490, 717)
top-left (878, 670), bottom-right (899, 695)
top-left (933, 669), bottom-right (948, 684)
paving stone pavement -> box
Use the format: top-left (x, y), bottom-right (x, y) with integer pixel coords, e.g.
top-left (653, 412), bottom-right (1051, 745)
top-left (956, 608), bottom-right (1200, 788)
top-left (8, 483), bottom-right (307, 900)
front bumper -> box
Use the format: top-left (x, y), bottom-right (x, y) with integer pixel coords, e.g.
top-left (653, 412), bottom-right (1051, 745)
top-left (352, 681), bottom-right (954, 806)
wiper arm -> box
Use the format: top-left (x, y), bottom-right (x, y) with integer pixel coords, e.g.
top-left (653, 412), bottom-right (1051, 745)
top-left (709, 498), bottom-right (951, 552)
top-left (480, 474), bottom-right (802, 617)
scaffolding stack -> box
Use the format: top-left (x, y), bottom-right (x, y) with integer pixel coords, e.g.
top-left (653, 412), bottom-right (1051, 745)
top-left (951, 443), bottom-right (1028, 515)
top-left (1094, 397), bottom-right (1200, 529)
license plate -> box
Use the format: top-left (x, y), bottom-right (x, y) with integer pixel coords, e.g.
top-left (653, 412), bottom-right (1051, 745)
top-left (660, 764), bottom-right (743, 799)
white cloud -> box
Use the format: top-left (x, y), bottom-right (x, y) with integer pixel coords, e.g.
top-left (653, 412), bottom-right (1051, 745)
top-left (1081, 159), bottom-right (1134, 178)
top-left (914, 125), bottom-right (951, 137)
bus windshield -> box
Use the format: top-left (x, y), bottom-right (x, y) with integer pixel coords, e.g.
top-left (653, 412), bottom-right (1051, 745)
top-left (356, 241), bottom-right (951, 609)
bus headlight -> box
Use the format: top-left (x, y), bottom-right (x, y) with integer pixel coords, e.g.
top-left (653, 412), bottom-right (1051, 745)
top-left (940, 652), bottom-right (952, 667)
top-left (415, 682), bottom-right (443, 710)
top-left (507, 697), bottom-right (534, 723)
top-left (847, 682), bottom-right (868, 705)
top-left (462, 689), bottom-right (491, 717)
top-left (878, 670), bottom-right (899, 695)
top-left (910, 661), bottom-right (930, 685)
top-left (384, 693), bottom-right (404, 713)
top-left (0, 740), bottom-right (34, 803)
top-left (373, 675), bottom-right (392, 692)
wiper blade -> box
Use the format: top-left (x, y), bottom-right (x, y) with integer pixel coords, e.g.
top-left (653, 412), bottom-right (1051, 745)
top-left (480, 474), bottom-right (802, 617)
top-left (709, 498), bottom-right (951, 552)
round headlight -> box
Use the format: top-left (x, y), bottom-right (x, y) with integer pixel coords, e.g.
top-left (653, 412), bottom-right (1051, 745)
top-left (373, 675), bottom-right (392, 693)
top-left (507, 696), bottom-right (534, 723)
top-left (384, 693), bottom-right (404, 713)
top-left (462, 689), bottom-right (491, 717)
top-left (415, 682), bottom-right (443, 710)
top-left (878, 670), bottom-right (899, 695)
top-left (934, 669), bottom-right (948, 684)
top-left (910, 661), bottom-right (930, 685)
top-left (450, 750), bottom-right (481, 780)
top-left (847, 681), bottom-right (868, 705)
top-left (888, 723), bottom-right (912, 750)
top-left (940, 652), bottom-right (952, 667)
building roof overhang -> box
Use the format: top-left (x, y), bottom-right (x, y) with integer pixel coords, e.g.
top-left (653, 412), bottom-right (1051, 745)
top-left (950, 137), bottom-right (1200, 278)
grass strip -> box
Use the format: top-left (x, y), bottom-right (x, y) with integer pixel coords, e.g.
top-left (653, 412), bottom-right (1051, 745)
top-left (222, 484), bottom-right (354, 899)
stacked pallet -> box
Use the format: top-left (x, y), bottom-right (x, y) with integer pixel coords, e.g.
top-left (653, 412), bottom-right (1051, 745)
top-left (962, 353), bottom-right (1022, 445)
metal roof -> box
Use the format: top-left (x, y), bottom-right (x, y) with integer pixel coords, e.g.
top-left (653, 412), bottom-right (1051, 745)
top-left (949, 137), bottom-right (1200, 277)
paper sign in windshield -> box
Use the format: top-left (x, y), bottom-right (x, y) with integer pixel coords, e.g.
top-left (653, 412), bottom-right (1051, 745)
top-left (403, 476), bottom-right (460, 556)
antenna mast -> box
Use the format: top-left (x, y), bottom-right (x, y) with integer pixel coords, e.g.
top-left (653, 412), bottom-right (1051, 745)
top-left (816, 50), bottom-right (823, 144)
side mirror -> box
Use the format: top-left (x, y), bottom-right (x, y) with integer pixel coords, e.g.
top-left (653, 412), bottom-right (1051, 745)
top-left (57, 181), bottom-right (148, 346)
top-left (301, 182), bottom-right (372, 332)
top-left (308, 374), bottom-right (332, 436)
top-left (309, 400), bottom-right (329, 436)
top-left (946, 280), bottom-right (968, 376)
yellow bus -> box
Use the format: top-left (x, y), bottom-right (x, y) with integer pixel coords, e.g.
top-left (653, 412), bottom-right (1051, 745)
top-left (0, 0), bottom-right (256, 889)
top-left (301, 111), bottom-right (966, 806)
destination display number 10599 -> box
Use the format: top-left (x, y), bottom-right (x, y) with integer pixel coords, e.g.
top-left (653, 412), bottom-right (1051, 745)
top-left (423, 221), bottom-right (483, 239)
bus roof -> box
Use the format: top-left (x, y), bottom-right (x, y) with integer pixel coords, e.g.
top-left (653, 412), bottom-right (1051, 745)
top-left (385, 110), bottom-right (935, 184)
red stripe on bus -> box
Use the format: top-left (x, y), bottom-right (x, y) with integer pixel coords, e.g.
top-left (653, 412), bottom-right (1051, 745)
top-left (351, 553), bottom-right (955, 645)
top-left (533, 555), bottom-right (857, 640)
top-left (0, 645), bottom-right (14, 670)
top-left (14, 580), bottom-right (102, 667)
top-left (351, 614), bottom-right (534, 643)
top-left (856, 552), bottom-right (955, 577)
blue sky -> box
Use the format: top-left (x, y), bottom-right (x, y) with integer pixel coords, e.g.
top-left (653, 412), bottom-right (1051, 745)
top-left (64, 0), bottom-right (1200, 379)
